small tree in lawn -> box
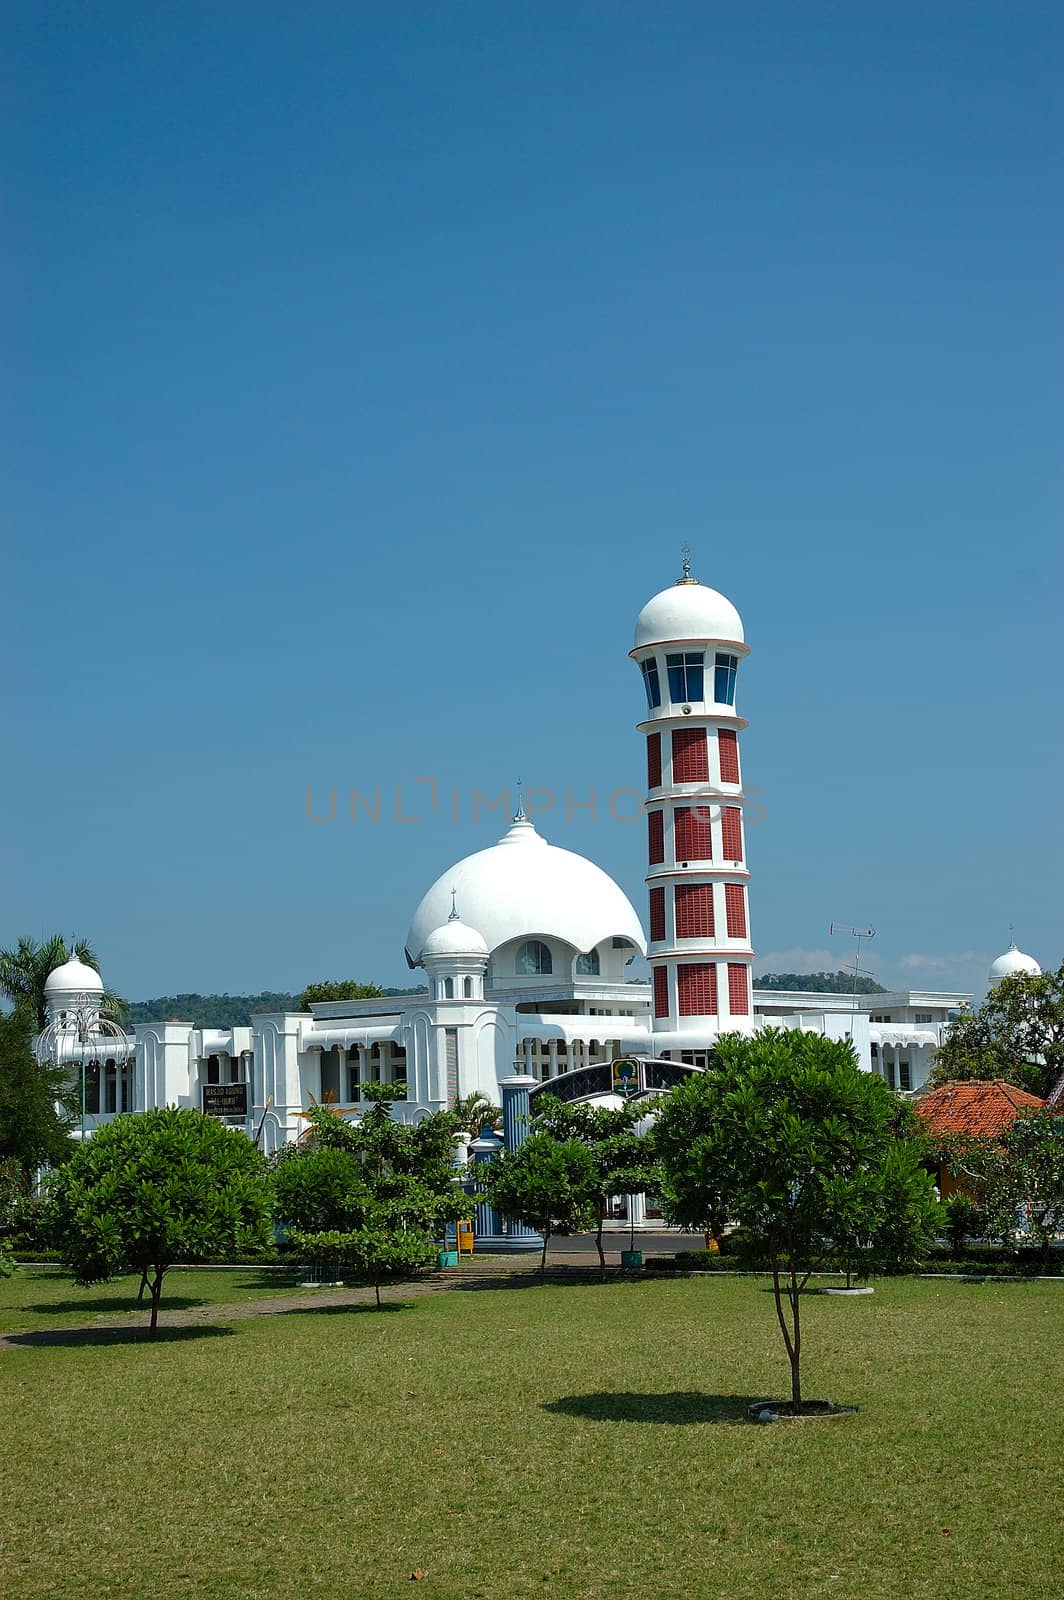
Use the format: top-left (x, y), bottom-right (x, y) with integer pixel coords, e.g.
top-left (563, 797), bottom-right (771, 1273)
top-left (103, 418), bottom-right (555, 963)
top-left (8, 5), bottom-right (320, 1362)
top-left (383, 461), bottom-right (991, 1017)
top-left (47, 1108), bottom-right (270, 1331)
top-left (962, 1109), bottom-right (1064, 1264)
top-left (272, 1094), bottom-right (465, 1305)
top-left (478, 1131), bottom-right (598, 1278)
top-left (533, 1095), bottom-right (657, 1279)
top-left (653, 1028), bottom-right (940, 1412)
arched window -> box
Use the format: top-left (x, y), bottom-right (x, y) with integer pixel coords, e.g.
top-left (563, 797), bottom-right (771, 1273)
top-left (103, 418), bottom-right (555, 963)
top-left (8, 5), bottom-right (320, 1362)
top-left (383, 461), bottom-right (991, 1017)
top-left (443, 977), bottom-right (454, 999)
top-left (516, 940), bottom-right (552, 975)
top-left (463, 977), bottom-right (472, 999)
top-left (575, 949), bottom-right (600, 976)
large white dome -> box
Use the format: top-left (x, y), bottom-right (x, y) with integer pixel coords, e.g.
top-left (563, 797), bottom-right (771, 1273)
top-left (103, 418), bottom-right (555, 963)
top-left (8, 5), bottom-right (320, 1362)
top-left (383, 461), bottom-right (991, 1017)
top-left (406, 816), bottom-right (646, 966)
top-left (634, 579), bottom-right (745, 651)
top-left (44, 954), bottom-right (105, 1001)
top-left (988, 944), bottom-right (1041, 985)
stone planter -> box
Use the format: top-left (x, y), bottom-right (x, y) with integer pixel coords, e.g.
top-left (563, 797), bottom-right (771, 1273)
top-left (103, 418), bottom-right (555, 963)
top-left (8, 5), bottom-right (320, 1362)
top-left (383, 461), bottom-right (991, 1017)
top-left (821, 1285), bottom-right (874, 1295)
top-left (436, 1249), bottom-right (459, 1268)
top-left (620, 1249), bottom-right (644, 1268)
top-left (747, 1399), bottom-right (857, 1423)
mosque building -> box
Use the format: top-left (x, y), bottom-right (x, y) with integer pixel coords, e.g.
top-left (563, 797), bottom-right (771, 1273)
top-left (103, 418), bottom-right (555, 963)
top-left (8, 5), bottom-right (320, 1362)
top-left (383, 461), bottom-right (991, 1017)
top-left (43, 561), bottom-right (1029, 1172)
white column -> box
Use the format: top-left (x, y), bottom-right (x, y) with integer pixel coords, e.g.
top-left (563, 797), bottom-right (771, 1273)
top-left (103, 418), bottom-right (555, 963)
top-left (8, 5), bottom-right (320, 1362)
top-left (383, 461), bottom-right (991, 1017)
top-left (548, 1039), bottom-right (559, 1079)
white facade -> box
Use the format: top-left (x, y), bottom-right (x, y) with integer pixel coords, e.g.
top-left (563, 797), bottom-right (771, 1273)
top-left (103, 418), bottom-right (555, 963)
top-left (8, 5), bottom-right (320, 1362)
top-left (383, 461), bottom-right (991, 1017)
top-left (45, 566), bottom-right (976, 1150)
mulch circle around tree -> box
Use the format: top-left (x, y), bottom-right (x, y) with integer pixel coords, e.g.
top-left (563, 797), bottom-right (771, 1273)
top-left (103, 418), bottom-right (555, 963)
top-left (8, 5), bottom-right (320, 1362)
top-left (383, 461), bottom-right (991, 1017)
top-left (747, 1399), bottom-right (857, 1422)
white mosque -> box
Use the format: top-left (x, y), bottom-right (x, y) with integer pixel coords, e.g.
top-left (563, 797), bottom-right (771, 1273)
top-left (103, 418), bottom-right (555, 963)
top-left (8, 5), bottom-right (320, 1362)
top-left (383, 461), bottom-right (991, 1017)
top-left (41, 563), bottom-right (1036, 1166)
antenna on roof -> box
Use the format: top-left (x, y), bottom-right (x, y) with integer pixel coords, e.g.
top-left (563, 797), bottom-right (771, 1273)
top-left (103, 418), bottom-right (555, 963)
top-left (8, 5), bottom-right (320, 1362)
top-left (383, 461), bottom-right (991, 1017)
top-left (829, 923), bottom-right (877, 1039)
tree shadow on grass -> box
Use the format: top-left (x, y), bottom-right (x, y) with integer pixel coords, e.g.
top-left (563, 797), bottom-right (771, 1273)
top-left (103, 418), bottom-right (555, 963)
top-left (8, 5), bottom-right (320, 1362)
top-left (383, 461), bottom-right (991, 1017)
top-left (544, 1391), bottom-right (753, 1425)
top-left (277, 1301), bottom-right (410, 1317)
top-left (4, 1324), bottom-right (236, 1349)
top-left (27, 1296), bottom-right (209, 1316)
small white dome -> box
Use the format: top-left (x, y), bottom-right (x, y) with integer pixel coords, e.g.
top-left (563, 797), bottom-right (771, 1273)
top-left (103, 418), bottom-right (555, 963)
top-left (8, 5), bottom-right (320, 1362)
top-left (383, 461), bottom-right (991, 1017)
top-left (421, 918), bottom-right (489, 960)
top-left (406, 815), bottom-right (646, 966)
top-left (988, 944), bottom-right (1041, 984)
top-left (44, 954), bottom-right (105, 998)
top-left (634, 579), bottom-right (744, 651)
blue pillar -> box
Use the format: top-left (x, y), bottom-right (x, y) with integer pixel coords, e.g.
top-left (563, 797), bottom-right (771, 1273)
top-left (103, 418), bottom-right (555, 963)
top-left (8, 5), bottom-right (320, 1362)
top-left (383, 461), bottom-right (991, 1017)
top-left (498, 1074), bottom-right (540, 1244)
top-left (500, 1073), bottom-right (537, 1152)
top-left (468, 1125), bottom-right (503, 1240)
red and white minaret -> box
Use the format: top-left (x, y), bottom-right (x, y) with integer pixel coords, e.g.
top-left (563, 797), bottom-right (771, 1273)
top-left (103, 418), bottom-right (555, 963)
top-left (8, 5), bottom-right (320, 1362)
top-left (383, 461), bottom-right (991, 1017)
top-left (631, 550), bottom-right (755, 1040)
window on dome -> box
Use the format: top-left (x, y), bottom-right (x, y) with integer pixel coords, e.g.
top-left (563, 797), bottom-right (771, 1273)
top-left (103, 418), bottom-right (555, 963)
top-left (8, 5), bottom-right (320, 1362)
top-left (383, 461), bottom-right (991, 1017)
top-left (464, 977), bottom-right (473, 998)
top-left (516, 940), bottom-right (552, 976)
top-left (443, 977), bottom-right (454, 999)
top-left (666, 652), bottom-right (704, 703)
top-left (714, 654), bottom-right (738, 705)
top-left (640, 657), bottom-right (662, 710)
top-left (576, 950), bottom-right (600, 976)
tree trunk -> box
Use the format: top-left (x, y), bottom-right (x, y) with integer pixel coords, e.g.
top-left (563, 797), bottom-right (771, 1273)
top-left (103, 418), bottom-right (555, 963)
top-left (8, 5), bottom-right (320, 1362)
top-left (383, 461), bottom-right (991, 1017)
top-left (540, 1224), bottom-right (551, 1280)
top-left (374, 1278), bottom-right (381, 1308)
top-left (137, 1268), bottom-right (149, 1303)
top-left (595, 1213), bottom-right (606, 1281)
top-left (148, 1267), bottom-right (164, 1333)
top-left (789, 1266), bottom-right (802, 1411)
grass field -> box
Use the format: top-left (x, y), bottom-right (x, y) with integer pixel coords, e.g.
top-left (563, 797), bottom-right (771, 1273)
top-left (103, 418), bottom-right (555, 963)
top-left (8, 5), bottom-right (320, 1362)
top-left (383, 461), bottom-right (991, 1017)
top-left (0, 1267), bottom-right (303, 1338)
top-left (1, 1271), bottom-right (1060, 1599)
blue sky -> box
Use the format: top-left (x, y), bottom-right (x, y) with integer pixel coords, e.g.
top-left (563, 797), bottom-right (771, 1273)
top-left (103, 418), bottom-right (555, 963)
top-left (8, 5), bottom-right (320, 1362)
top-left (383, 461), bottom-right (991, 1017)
top-left (3, 2), bottom-right (1061, 1001)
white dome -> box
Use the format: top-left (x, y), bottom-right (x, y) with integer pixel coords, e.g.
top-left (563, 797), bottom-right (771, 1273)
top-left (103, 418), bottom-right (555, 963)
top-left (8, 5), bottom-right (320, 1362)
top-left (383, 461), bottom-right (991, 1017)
top-left (988, 944), bottom-right (1041, 984)
top-left (421, 918), bottom-right (489, 960)
top-left (44, 954), bottom-right (104, 999)
top-left (634, 579), bottom-right (744, 651)
top-left (406, 816), bottom-right (646, 966)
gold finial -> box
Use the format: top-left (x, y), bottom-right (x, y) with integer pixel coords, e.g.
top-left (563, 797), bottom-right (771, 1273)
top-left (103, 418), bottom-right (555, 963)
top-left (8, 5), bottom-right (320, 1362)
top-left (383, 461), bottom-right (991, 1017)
top-left (677, 540), bottom-right (697, 585)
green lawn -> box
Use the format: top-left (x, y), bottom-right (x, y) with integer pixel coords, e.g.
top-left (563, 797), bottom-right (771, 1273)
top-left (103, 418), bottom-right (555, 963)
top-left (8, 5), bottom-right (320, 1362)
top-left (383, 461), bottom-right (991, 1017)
top-left (0, 1266), bottom-right (302, 1336)
top-left (0, 1274), bottom-right (1060, 1599)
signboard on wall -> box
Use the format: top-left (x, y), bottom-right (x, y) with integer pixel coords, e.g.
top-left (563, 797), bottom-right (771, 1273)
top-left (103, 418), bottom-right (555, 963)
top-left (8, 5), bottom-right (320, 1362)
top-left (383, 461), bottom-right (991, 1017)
top-left (202, 1083), bottom-right (248, 1119)
top-left (611, 1059), bottom-right (639, 1097)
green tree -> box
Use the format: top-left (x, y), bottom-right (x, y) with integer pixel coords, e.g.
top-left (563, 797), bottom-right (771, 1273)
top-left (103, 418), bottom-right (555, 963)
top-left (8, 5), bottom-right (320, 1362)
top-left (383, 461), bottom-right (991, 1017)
top-left (273, 1097), bottom-right (464, 1305)
top-left (653, 1028), bottom-right (941, 1411)
top-left (533, 1095), bottom-right (656, 1278)
top-left (0, 1005), bottom-right (75, 1178)
top-left (452, 1092), bottom-right (503, 1133)
top-left (0, 935), bottom-right (124, 1030)
top-left (478, 1132), bottom-right (598, 1278)
top-left (47, 1108), bottom-right (270, 1330)
top-left (930, 963), bottom-right (1064, 1099)
top-left (961, 1109), bottom-right (1064, 1263)
top-left (298, 980), bottom-right (385, 1011)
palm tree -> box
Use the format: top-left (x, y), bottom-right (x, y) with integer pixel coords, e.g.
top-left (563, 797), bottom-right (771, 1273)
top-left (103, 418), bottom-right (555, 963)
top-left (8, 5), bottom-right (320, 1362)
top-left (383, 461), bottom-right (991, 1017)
top-left (0, 935), bottom-right (123, 1031)
top-left (451, 1092), bottom-right (503, 1134)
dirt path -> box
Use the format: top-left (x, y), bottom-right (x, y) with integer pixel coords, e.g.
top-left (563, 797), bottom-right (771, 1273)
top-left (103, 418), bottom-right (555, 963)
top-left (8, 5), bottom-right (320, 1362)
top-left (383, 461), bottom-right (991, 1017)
top-left (0, 1259), bottom-right (609, 1350)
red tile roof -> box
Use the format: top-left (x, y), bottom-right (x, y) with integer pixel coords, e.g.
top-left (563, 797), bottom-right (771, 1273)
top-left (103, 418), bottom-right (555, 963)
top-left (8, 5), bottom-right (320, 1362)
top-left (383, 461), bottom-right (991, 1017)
top-left (915, 1079), bottom-right (1045, 1139)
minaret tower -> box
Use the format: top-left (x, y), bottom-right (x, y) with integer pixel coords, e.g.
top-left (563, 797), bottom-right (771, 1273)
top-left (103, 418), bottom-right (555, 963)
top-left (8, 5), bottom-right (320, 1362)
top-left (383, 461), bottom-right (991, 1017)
top-left (631, 549), bottom-right (755, 1040)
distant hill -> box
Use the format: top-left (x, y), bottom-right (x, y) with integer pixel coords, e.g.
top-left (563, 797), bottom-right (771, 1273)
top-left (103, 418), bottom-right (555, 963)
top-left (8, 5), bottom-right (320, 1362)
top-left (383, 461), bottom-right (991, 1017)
top-left (123, 989), bottom-right (424, 1029)
top-left (754, 971), bottom-right (887, 994)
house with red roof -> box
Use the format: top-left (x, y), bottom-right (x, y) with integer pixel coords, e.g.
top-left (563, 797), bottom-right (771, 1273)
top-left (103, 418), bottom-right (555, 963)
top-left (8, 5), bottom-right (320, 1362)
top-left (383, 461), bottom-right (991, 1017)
top-left (914, 1079), bottom-right (1046, 1197)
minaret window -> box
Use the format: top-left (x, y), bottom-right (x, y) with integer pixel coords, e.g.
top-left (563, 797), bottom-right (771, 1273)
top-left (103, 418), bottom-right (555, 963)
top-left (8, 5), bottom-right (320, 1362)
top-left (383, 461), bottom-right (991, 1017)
top-left (725, 883), bottom-right (747, 939)
top-left (653, 967), bottom-right (670, 1019)
top-left (649, 887), bottom-right (666, 943)
top-left (674, 806), bottom-right (712, 862)
top-left (575, 950), bottom-right (600, 976)
top-left (463, 977), bottom-right (473, 999)
top-left (671, 728), bottom-right (709, 783)
top-left (718, 729), bottom-right (740, 784)
top-left (443, 977), bottom-right (454, 998)
top-left (516, 940), bottom-right (552, 975)
top-left (727, 963), bottom-right (750, 1015)
top-left (646, 732), bottom-right (662, 789)
top-left (678, 963), bottom-right (717, 1016)
top-left (721, 807), bottom-right (743, 862)
top-left (714, 653), bottom-right (738, 705)
top-left (676, 883), bottom-right (715, 939)
top-left (648, 810), bottom-right (665, 865)
top-left (641, 657), bottom-right (662, 709)
top-left (666, 651), bottom-right (704, 703)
